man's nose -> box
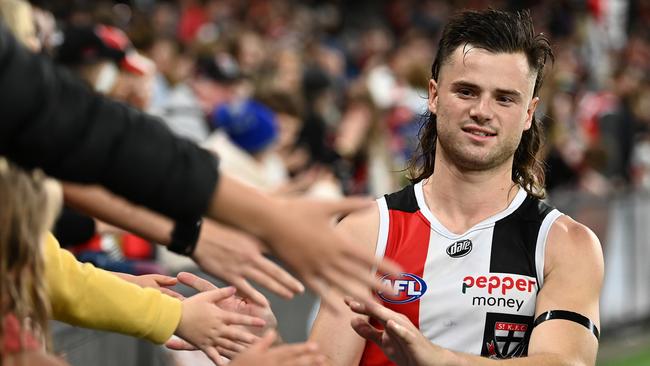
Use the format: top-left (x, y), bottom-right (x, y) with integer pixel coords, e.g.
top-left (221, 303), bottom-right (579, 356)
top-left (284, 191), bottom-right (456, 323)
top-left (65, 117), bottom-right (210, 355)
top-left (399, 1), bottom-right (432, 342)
top-left (468, 96), bottom-right (494, 123)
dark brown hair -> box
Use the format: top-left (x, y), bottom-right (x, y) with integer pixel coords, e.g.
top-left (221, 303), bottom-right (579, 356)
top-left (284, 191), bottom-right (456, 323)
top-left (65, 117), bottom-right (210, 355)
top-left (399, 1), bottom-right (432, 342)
top-left (255, 88), bottom-right (304, 120)
top-left (408, 9), bottom-right (553, 198)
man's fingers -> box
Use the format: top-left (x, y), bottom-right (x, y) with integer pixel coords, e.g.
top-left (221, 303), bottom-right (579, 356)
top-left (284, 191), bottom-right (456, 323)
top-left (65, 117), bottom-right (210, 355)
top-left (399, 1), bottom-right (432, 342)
top-left (350, 317), bottom-right (383, 345)
top-left (385, 319), bottom-right (415, 345)
top-left (346, 298), bottom-right (373, 317)
top-left (253, 255), bottom-right (304, 294)
top-left (383, 344), bottom-right (399, 359)
top-left (304, 276), bottom-right (346, 315)
top-left (342, 241), bottom-right (402, 275)
top-left (348, 298), bottom-right (399, 326)
top-left (373, 257), bottom-right (402, 279)
top-left (304, 276), bottom-right (328, 299)
top-left (243, 266), bottom-right (295, 299)
top-left (321, 266), bottom-right (377, 306)
top-left (333, 257), bottom-right (394, 296)
top-left (229, 277), bottom-right (269, 307)
top-left (383, 320), bottom-right (413, 360)
top-left (347, 300), bottom-right (392, 331)
top-left (203, 286), bottom-right (238, 303)
top-left (177, 271), bottom-right (217, 292)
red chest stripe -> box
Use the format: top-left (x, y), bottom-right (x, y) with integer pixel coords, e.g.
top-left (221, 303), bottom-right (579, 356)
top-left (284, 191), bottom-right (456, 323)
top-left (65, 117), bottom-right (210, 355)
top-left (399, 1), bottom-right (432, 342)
top-left (360, 209), bottom-right (431, 366)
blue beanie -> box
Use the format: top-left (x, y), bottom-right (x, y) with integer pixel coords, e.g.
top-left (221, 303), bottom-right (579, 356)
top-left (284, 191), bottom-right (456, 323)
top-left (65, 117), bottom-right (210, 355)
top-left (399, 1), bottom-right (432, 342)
top-left (212, 99), bottom-right (278, 154)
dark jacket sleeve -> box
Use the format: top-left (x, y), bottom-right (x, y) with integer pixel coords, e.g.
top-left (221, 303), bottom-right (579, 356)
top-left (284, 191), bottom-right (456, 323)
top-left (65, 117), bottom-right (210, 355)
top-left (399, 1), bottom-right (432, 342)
top-left (53, 207), bottom-right (97, 248)
top-left (0, 22), bottom-right (219, 221)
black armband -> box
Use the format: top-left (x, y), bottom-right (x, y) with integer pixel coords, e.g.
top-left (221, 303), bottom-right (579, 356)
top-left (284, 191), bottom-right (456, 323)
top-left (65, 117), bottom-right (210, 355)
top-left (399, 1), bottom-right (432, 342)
top-left (167, 219), bottom-right (203, 256)
top-left (534, 310), bottom-right (599, 340)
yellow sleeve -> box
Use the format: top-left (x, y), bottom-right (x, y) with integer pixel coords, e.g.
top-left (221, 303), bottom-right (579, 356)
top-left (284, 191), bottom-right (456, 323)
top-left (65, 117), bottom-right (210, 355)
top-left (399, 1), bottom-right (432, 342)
top-left (43, 232), bottom-right (182, 344)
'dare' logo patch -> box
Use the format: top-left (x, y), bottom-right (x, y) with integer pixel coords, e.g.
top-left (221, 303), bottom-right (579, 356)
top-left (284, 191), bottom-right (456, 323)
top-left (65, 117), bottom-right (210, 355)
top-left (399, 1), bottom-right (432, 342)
top-left (446, 239), bottom-right (473, 258)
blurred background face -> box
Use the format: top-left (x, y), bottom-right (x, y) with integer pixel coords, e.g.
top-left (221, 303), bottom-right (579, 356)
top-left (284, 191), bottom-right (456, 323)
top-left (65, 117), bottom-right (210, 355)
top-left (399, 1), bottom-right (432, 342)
top-left (276, 113), bottom-right (301, 151)
top-left (237, 31), bottom-right (265, 76)
top-left (148, 38), bottom-right (176, 77)
top-left (190, 76), bottom-right (235, 115)
top-left (110, 68), bottom-right (155, 110)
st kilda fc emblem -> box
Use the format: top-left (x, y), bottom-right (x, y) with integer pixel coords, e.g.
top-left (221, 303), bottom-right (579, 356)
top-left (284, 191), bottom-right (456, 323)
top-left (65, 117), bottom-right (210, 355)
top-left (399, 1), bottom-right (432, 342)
top-left (481, 313), bottom-right (533, 359)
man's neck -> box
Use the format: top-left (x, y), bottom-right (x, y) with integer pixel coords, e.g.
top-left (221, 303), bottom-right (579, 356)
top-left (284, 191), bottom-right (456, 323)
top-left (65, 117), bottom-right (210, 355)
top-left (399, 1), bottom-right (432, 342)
top-left (422, 156), bottom-right (519, 235)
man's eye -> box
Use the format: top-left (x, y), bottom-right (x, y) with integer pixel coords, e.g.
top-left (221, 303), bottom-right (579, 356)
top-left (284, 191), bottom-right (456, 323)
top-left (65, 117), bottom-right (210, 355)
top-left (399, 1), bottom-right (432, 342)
top-left (457, 89), bottom-right (473, 96)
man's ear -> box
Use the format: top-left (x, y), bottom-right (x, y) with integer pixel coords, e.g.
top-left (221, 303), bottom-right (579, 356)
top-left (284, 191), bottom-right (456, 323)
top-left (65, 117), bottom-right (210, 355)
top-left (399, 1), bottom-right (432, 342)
top-left (524, 96), bottom-right (539, 131)
top-left (428, 79), bottom-right (439, 115)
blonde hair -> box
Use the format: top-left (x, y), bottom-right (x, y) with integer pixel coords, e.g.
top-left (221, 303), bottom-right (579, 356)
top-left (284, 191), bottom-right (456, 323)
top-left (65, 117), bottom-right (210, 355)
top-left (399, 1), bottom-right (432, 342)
top-left (0, 0), bottom-right (38, 51)
top-left (0, 158), bottom-right (61, 357)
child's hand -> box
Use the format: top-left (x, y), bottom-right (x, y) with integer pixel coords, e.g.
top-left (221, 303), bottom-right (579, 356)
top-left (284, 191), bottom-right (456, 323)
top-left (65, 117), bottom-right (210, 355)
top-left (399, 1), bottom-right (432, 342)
top-left (172, 286), bottom-right (267, 364)
top-left (178, 272), bottom-right (277, 332)
top-left (167, 272), bottom-right (277, 358)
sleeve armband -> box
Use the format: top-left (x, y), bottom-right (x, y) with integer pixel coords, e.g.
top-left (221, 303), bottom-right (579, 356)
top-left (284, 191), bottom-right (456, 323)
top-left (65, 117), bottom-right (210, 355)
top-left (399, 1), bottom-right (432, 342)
top-left (533, 310), bottom-right (599, 340)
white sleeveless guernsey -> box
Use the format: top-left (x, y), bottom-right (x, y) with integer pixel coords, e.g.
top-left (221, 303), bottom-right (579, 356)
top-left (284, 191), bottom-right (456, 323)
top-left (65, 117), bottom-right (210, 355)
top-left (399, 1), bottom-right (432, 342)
top-left (360, 182), bottom-right (563, 365)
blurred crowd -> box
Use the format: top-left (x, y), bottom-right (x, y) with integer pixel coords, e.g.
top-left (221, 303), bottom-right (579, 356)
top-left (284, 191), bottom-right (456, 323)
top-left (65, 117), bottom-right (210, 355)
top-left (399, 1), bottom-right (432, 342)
top-left (15, 0), bottom-right (650, 199)
top-left (0, 0), bottom-right (641, 270)
top-left (2, 0), bottom-right (644, 285)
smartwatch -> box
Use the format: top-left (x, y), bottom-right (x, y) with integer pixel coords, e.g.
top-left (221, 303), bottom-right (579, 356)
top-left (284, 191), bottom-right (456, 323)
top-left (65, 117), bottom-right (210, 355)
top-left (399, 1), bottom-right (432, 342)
top-left (168, 219), bottom-right (203, 256)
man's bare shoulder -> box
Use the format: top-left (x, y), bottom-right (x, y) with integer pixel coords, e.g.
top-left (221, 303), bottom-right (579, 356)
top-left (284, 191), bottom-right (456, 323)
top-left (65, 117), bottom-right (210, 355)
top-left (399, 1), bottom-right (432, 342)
top-left (545, 215), bottom-right (604, 282)
top-left (337, 201), bottom-right (380, 252)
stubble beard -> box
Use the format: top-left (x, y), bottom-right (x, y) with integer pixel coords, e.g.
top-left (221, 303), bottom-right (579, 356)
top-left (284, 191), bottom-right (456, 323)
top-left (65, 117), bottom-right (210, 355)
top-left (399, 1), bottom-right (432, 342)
top-left (436, 124), bottom-right (521, 173)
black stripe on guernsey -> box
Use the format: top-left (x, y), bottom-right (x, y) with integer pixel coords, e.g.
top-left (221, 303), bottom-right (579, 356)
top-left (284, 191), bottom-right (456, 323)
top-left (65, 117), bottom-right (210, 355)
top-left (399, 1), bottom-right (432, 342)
top-left (490, 196), bottom-right (554, 280)
top-left (385, 185), bottom-right (419, 213)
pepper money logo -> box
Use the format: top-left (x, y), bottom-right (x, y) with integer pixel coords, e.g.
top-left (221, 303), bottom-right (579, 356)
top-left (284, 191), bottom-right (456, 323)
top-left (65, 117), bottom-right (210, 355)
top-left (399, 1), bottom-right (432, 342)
top-left (377, 273), bottom-right (427, 304)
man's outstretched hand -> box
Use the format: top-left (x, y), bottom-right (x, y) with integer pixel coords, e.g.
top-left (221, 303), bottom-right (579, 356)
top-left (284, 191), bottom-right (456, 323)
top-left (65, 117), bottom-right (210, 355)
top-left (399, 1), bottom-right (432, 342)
top-left (347, 298), bottom-right (446, 366)
top-left (207, 175), bottom-right (401, 311)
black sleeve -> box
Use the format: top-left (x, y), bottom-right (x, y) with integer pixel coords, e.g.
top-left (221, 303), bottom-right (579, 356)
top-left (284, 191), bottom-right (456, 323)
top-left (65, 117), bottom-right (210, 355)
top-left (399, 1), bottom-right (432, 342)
top-left (0, 22), bottom-right (219, 221)
top-left (53, 207), bottom-right (97, 248)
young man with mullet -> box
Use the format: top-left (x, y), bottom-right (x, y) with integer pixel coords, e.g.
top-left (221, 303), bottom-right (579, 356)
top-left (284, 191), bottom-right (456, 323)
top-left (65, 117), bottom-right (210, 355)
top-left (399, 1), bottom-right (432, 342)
top-left (310, 9), bottom-right (603, 366)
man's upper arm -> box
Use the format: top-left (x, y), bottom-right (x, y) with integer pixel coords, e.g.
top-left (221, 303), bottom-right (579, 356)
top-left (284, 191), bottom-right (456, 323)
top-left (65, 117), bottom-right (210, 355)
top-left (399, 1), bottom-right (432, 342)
top-left (309, 203), bottom-right (380, 366)
top-left (0, 22), bottom-right (218, 221)
top-left (529, 215), bottom-right (603, 366)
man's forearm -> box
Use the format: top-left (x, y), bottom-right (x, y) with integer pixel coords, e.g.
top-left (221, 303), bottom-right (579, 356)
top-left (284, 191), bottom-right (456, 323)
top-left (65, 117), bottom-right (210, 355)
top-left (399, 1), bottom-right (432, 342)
top-left (204, 175), bottom-right (279, 240)
top-left (62, 182), bottom-right (173, 245)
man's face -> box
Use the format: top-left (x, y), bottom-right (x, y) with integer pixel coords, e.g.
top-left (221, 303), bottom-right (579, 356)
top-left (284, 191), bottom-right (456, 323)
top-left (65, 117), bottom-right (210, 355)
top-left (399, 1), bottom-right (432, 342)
top-left (429, 46), bottom-right (539, 172)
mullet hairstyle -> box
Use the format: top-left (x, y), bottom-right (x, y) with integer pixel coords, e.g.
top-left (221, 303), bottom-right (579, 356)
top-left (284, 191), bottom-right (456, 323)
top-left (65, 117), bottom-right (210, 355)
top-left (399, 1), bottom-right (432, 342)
top-left (407, 9), bottom-right (554, 198)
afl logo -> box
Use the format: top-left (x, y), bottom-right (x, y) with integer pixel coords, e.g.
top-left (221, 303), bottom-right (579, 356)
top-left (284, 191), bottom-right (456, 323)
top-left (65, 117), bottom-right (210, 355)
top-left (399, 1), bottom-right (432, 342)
top-left (446, 239), bottom-right (473, 258)
top-left (378, 273), bottom-right (427, 304)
